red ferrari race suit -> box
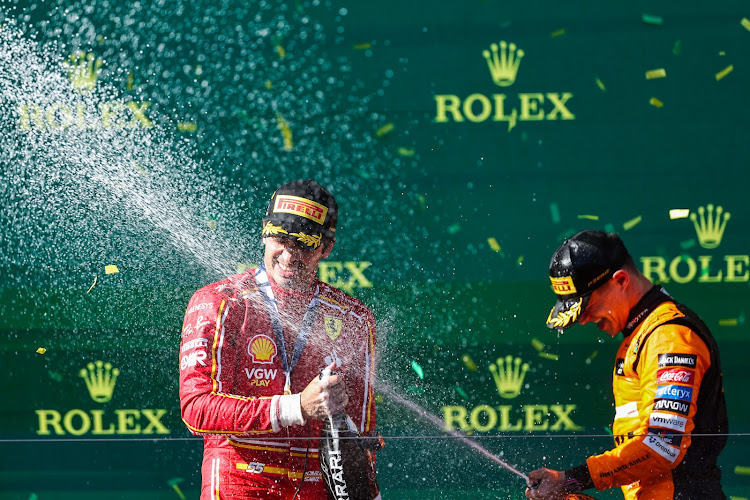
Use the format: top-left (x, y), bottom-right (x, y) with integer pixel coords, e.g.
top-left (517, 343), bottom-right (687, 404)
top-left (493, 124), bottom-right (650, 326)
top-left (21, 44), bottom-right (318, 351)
top-left (565, 286), bottom-right (728, 499)
top-left (179, 267), bottom-right (378, 499)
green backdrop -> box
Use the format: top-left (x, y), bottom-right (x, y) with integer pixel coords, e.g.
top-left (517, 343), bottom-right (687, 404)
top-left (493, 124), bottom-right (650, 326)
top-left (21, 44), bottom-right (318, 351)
top-left (1, 0), bottom-right (749, 498)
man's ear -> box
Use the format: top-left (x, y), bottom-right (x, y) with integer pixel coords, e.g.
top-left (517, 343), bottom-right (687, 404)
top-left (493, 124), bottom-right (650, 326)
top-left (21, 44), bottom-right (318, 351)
top-left (321, 239), bottom-right (336, 259)
top-left (612, 269), bottom-right (630, 290)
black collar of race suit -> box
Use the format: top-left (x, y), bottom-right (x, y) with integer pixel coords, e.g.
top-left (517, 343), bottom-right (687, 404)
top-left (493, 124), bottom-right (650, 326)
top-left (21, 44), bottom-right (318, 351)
top-left (621, 285), bottom-right (674, 338)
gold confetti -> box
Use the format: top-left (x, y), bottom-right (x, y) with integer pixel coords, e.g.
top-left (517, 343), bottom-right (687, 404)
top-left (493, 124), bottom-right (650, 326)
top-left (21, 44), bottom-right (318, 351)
top-left (353, 43), bottom-right (372, 50)
top-left (275, 44), bottom-right (286, 59)
top-left (669, 209), bottom-right (690, 219)
top-left (586, 350), bottom-right (599, 364)
top-left (487, 237), bottom-right (501, 252)
top-left (105, 265), bottom-right (119, 275)
top-left (461, 354), bottom-right (478, 371)
top-left (645, 68), bottom-right (667, 79)
top-left (276, 112), bottom-right (293, 151)
top-left (177, 122), bottom-right (197, 132)
top-left (595, 77), bottom-right (606, 92)
top-left (397, 147), bottom-right (415, 157)
top-left (715, 65), bottom-right (733, 81)
top-left (86, 276), bottom-right (98, 293)
top-left (577, 214), bottom-right (599, 220)
top-left (127, 71), bottom-right (135, 91)
top-left (735, 465), bottom-right (750, 475)
top-left (265, 80), bottom-right (273, 89)
top-left (742, 18), bottom-right (750, 31)
top-left (195, 65), bottom-right (203, 76)
top-left (550, 28), bottom-right (566, 37)
top-left (516, 255), bottom-right (524, 266)
top-left (719, 318), bottom-right (739, 327)
top-left (376, 122), bottom-right (395, 138)
top-left (36, 347), bottom-right (47, 355)
top-left (623, 215), bottom-right (642, 230)
top-left (650, 97), bottom-right (664, 108)
top-left (531, 338), bottom-right (545, 352)
top-left (539, 352), bottom-right (559, 361)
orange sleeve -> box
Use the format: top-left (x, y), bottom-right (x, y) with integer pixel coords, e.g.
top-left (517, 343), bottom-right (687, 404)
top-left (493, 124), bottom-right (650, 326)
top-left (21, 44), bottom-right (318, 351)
top-left (586, 324), bottom-right (711, 490)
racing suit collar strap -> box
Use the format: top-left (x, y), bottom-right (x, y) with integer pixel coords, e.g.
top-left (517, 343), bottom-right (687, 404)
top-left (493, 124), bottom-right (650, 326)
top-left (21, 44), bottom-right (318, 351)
top-left (621, 285), bottom-right (673, 338)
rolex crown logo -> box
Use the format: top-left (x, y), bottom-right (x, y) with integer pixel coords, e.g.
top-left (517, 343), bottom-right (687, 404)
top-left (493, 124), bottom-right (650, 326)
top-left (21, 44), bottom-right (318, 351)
top-left (79, 360), bottom-right (119, 403)
top-left (482, 41), bottom-right (524, 87)
top-left (690, 204), bottom-right (730, 249)
top-left (489, 355), bottom-right (529, 399)
top-left (65, 51), bottom-right (103, 94)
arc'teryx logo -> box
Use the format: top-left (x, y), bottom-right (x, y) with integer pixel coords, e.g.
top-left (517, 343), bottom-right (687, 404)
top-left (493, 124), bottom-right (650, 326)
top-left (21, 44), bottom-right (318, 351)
top-left (489, 355), bottom-right (529, 399)
top-left (79, 360), bottom-right (119, 403)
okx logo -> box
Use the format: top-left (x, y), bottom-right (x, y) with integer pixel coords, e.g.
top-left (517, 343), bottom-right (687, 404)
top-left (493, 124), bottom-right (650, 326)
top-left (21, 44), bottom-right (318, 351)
top-left (36, 359), bottom-right (170, 436)
top-left (442, 353), bottom-right (582, 433)
top-left (641, 204), bottom-right (747, 285)
top-left (434, 39), bottom-right (575, 131)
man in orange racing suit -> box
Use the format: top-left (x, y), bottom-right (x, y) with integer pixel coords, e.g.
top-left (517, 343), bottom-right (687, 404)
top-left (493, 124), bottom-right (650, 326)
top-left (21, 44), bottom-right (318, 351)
top-left (179, 180), bottom-right (378, 499)
top-left (526, 230), bottom-right (727, 500)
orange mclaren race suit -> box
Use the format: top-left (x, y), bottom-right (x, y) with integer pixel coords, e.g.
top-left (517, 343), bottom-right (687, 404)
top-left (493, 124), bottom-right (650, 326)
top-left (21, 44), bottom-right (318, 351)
top-left (179, 267), bottom-right (377, 499)
top-left (564, 286), bottom-right (727, 499)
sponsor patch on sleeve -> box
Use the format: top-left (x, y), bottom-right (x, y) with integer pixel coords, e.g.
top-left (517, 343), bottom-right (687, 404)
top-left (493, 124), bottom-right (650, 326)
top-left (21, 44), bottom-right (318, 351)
top-left (658, 353), bottom-right (697, 369)
top-left (655, 384), bottom-right (693, 402)
top-left (652, 398), bottom-right (690, 416)
top-left (648, 427), bottom-right (684, 446)
top-left (644, 433), bottom-right (680, 462)
top-left (615, 358), bottom-right (626, 376)
top-left (649, 412), bottom-right (688, 432)
top-left (656, 367), bottom-right (695, 385)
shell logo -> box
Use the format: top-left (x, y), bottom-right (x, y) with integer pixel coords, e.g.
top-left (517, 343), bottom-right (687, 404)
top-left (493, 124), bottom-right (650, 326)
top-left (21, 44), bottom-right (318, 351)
top-left (248, 335), bottom-right (278, 364)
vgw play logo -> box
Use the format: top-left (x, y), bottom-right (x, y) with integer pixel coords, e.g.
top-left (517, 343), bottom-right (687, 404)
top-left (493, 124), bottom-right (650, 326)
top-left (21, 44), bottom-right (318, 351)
top-left (442, 355), bottom-right (582, 433)
top-left (433, 40), bottom-right (574, 132)
top-left (640, 204), bottom-right (748, 284)
top-left (36, 360), bottom-right (170, 436)
top-left (18, 51), bottom-right (153, 131)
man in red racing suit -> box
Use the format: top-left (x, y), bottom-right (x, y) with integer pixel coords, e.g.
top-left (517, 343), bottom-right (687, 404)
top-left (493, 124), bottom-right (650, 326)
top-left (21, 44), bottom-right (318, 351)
top-left (527, 231), bottom-right (727, 500)
top-left (179, 180), bottom-right (378, 499)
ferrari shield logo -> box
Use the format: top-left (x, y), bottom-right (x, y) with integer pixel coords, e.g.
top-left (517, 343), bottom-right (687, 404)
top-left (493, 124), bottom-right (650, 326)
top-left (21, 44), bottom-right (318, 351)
top-left (324, 316), bottom-right (342, 341)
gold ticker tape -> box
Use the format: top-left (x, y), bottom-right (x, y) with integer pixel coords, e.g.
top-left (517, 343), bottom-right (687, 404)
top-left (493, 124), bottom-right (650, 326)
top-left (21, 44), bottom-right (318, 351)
top-left (719, 318), bottom-right (739, 327)
top-left (586, 350), bottom-right (599, 364)
top-left (623, 215), bottom-right (642, 230)
top-left (353, 43), bottom-right (372, 50)
top-left (742, 18), bottom-right (750, 31)
top-left (650, 97), bottom-right (664, 108)
top-left (531, 338), bottom-right (545, 352)
top-left (539, 352), bottom-right (559, 361)
top-left (550, 28), bottom-right (566, 37)
top-left (715, 65), bottom-right (733, 81)
top-left (376, 122), bottom-right (395, 138)
top-left (36, 347), bottom-right (46, 354)
top-left (646, 68), bottom-right (667, 79)
top-left (578, 214), bottom-right (599, 220)
top-left (595, 77), bottom-right (606, 92)
top-left (735, 465), bottom-right (750, 475)
top-left (669, 209), bottom-right (690, 219)
top-left (487, 237), bottom-right (501, 252)
top-left (276, 112), bottom-right (293, 151)
top-left (86, 276), bottom-right (98, 293)
top-left (105, 265), bottom-right (119, 275)
top-left (461, 354), bottom-right (478, 371)
top-left (177, 122), bottom-right (197, 132)
top-left (397, 147), bottom-right (415, 157)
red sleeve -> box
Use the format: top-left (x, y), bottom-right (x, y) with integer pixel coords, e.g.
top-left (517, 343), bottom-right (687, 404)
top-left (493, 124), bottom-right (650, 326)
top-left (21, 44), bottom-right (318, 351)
top-left (179, 287), bottom-right (276, 436)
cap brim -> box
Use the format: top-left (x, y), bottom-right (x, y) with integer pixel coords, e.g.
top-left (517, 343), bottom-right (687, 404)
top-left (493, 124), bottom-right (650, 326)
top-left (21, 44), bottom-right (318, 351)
top-left (262, 219), bottom-right (325, 250)
top-left (546, 294), bottom-right (591, 330)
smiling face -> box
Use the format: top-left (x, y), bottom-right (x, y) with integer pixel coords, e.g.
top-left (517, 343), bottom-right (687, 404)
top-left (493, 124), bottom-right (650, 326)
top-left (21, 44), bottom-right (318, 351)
top-left (262, 235), bottom-right (333, 292)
